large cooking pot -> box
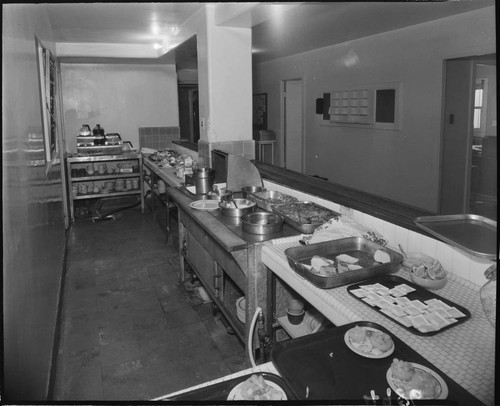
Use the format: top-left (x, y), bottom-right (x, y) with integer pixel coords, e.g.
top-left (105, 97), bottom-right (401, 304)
top-left (194, 167), bottom-right (215, 195)
top-left (241, 212), bottom-right (284, 234)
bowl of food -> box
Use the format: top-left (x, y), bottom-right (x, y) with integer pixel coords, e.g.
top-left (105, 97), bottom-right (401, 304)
top-left (402, 253), bottom-right (447, 290)
top-left (218, 198), bottom-right (256, 217)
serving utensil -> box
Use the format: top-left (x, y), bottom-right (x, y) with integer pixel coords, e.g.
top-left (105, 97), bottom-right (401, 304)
top-left (398, 244), bottom-right (407, 259)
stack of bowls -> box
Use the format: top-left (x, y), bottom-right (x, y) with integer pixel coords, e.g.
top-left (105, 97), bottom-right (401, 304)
top-left (236, 297), bottom-right (246, 323)
top-left (286, 299), bottom-right (305, 325)
top-left (114, 179), bottom-right (125, 191)
top-left (102, 181), bottom-right (114, 194)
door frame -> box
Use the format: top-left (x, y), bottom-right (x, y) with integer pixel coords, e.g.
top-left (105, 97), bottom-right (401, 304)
top-left (280, 78), bottom-right (304, 171)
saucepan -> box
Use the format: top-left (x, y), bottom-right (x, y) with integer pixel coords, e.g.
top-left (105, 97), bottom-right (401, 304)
top-left (241, 212), bottom-right (284, 234)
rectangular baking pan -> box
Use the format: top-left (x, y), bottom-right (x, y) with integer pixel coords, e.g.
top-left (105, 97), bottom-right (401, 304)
top-left (163, 372), bottom-right (295, 401)
top-left (347, 274), bottom-right (471, 336)
top-left (247, 190), bottom-right (298, 212)
top-left (270, 321), bottom-right (482, 404)
top-left (414, 214), bottom-right (497, 259)
top-left (272, 201), bottom-right (340, 233)
top-left (284, 237), bottom-right (403, 289)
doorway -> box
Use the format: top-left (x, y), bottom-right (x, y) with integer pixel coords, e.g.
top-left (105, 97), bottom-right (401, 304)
top-left (282, 79), bottom-right (304, 172)
top-left (440, 54), bottom-right (496, 219)
top-left (178, 84), bottom-right (200, 144)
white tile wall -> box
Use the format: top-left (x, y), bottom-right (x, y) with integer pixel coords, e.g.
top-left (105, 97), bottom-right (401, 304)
top-left (263, 180), bottom-right (496, 288)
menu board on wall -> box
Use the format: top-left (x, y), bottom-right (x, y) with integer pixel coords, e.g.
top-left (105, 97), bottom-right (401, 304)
top-left (253, 93), bottom-right (267, 130)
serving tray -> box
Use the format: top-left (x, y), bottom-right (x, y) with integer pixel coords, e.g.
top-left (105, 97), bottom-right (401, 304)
top-left (164, 372), bottom-right (295, 401)
top-left (272, 201), bottom-right (340, 233)
top-left (347, 275), bottom-right (471, 336)
top-left (270, 321), bottom-right (481, 404)
top-left (285, 237), bottom-right (403, 289)
top-left (414, 214), bottom-right (497, 260)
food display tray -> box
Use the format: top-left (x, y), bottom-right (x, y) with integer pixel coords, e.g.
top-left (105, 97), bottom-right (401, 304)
top-left (247, 190), bottom-right (298, 212)
top-left (347, 275), bottom-right (471, 336)
top-left (272, 201), bottom-right (341, 233)
top-left (164, 372), bottom-right (296, 401)
top-left (285, 237), bottom-right (403, 289)
top-left (270, 321), bottom-right (481, 404)
top-left (414, 214), bottom-right (497, 260)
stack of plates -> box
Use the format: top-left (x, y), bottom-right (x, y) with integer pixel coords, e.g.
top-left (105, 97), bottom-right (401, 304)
top-left (236, 297), bottom-right (245, 323)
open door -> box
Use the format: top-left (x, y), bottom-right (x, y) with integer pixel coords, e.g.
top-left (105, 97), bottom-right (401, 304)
top-left (440, 54), bottom-right (497, 219)
top-left (440, 59), bottom-right (475, 214)
top-left (282, 79), bottom-right (304, 172)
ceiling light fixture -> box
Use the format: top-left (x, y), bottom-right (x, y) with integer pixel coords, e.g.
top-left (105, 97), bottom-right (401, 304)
top-left (151, 23), bottom-right (160, 36)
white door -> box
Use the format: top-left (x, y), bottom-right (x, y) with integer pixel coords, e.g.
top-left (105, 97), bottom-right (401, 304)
top-left (283, 79), bottom-right (303, 172)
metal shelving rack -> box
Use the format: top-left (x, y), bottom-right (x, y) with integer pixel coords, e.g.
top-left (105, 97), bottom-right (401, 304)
top-left (66, 153), bottom-right (144, 222)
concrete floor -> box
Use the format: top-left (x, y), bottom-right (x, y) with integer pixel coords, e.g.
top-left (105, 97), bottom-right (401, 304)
top-left (52, 205), bottom-right (248, 400)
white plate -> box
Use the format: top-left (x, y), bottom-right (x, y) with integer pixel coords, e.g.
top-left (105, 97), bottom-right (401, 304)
top-left (227, 379), bottom-right (286, 401)
top-left (344, 326), bottom-right (395, 359)
top-left (386, 363), bottom-right (448, 400)
top-left (189, 200), bottom-right (220, 211)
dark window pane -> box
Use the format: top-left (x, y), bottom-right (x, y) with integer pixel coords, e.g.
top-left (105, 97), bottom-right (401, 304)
top-left (376, 89), bottom-right (396, 123)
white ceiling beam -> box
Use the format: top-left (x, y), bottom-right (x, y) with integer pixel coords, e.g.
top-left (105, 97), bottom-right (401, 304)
top-left (56, 42), bottom-right (161, 59)
top-left (214, 2), bottom-right (302, 28)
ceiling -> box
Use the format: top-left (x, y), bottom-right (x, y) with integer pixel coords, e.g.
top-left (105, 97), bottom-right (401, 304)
top-left (45, 1), bottom-right (495, 68)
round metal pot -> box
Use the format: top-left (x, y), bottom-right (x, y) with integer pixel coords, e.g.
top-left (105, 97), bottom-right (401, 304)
top-left (241, 212), bottom-right (284, 234)
top-left (218, 198), bottom-right (256, 217)
top-left (194, 167), bottom-right (215, 195)
top-left (241, 185), bottom-right (266, 198)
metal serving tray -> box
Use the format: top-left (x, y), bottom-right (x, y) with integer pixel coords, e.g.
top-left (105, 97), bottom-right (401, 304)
top-left (414, 214), bottom-right (497, 259)
top-left (272, 201), bottom-right (340, 234)
top-left (247, 190), bottom-right (298, 212)
top-left (285, 237), bottom-right (403, 289)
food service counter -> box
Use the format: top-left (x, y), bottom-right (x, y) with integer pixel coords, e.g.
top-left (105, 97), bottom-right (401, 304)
top-left (261, 235), bottom-right (495, 406)
top-left (142, 156), bottom-right (183, 188)
top-left (166, 186), bottom-right (299, 348)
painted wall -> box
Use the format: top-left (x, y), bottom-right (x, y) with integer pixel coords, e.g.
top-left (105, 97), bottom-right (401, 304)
top-left (253, 7), bottom-right (496, 212)
top-left (3, 4), bottom-right (66, 400)
top-left (60, 63), bottom-right (179, 153)
top-left (176, 5), bottom-right (253, 144)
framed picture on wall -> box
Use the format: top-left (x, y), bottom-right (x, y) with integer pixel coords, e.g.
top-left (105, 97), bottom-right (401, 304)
top-left (35, 36), bottom-right (59, 169)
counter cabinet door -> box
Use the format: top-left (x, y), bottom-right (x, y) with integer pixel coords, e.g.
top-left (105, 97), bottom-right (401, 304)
top-left (185, 230), bottom-right (217, 298)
